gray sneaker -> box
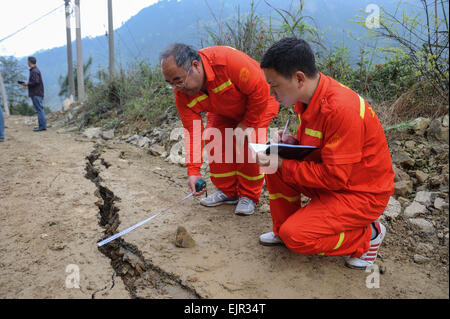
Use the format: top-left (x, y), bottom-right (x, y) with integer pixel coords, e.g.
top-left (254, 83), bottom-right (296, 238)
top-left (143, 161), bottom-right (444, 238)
top-left (200, 190), bottom-right (239, 207)
top-left (234, 197), bottom-right (256, 216)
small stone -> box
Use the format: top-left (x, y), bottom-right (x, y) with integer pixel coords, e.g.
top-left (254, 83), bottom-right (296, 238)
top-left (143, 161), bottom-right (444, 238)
top-left (379, 265), bottom-right (386, 274)
top-left (397, 197), bottom-right (409, 207)
top-left (442, 114), bottom-right (449, 127)
top-left (411, 117), bottom-right (430, 135)
top-left (413, 254), bottom-right (430, 264)
top-left (434, 197), bottom-right (448, 210)
top-left (414, 170), bottom-right (429, 184)
top-left (382, 197), bottom-right (402, 219)
top-left (259, 203), bottom-right (271, 214)
top-left (50, 243), bottom-right (66, 251)
top-left (138, 137), bottom-right (151, 148)
top-left (414, 191), bottom-right (435, 206)
top-left (416, 243), bottom-right (434, 255)
top-left (40, 234), bottom-right (49, 239)
top-left (394, 180), bottom-right (413, 197)
top-left (430, 175), bottom-right (444, 187)
top-left (404, 140), bottom-right (415, 149)
top-left (148, 144), bottom-right (165, 156)
top-left (101, 129), bottom-right (115, 140)
top-left (392, 164), bottom-right (411, 182)
top-left (391, 151), bottom-right (415, 168)
top-left (404, 202), bottom-right (427, 218)
top-left (427, 119), bottom-right (449, 143)
top-left (83, 127), bottom-right (102, 139)
top-left (408, 218), bottom-right (435, 234)
top-left (126, 134), bottom-right (140, 144)
top-left (175, 226), bottom-right (195, 248)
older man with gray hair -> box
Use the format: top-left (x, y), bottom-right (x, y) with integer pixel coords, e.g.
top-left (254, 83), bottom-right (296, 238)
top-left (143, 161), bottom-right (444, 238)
top-left (160, 43), bottom-right (279, 216)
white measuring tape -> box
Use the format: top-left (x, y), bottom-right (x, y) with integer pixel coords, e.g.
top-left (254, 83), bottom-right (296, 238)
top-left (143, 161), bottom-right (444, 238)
top-left (97, 192), bottom-right (194, 247)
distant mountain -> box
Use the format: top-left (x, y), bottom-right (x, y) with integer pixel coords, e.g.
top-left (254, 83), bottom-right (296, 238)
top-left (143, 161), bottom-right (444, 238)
top-left (17, 0), bottom-right (404, 110)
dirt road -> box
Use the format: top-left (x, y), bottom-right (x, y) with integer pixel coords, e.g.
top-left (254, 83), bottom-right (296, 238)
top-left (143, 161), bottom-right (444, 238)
top-left (0, 115), bottom-right (448, 299)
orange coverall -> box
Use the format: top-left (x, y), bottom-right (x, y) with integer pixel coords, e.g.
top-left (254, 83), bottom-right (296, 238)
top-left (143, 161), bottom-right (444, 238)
top-left (174, 46), bottom-right (279, 203)
top-left (266, 73), bottom-right (395, 257)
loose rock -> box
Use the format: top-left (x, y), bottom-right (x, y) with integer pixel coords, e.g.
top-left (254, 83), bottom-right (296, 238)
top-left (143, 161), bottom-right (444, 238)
top-left (101, 129), bottom-right (115, 140)
top-left (395, 180), bottom-right (413, 197)
top-left (404, 201), bottom-right (427, 218)
top-left (408, 218), bottom-right (435, 234)
top-left (414, 191), bottom-right (435, 206)
top-left (434, 197), bottom-right (448, 210)
top-left (175, 226), bottom-right (195, 248)
top-left (413, 254), bottom-right (430, 265)
top-left (383, 197), bottom-right (402, 219)
top-left (83, 127), bottom-right (102, 139)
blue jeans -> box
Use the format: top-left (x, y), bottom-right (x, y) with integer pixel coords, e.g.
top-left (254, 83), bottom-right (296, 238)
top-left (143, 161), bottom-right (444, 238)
top-left (0, 106), bottom-right (5, 140)
top-left (31, 96), bottom-right (46, 129)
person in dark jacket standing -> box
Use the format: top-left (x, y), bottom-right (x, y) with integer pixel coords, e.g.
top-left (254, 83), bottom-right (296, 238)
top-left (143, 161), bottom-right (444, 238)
top-left (22, 56), bottom-right (46, 131)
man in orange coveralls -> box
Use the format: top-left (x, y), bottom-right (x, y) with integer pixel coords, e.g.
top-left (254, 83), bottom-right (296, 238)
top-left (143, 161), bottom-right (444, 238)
top-left (160, 43), bottom-right (279, 216)
top-left (256, 37), bottom-right (395, 269)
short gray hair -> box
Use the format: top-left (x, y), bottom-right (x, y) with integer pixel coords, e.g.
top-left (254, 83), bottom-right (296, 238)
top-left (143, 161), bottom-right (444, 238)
top-left (159, 43), bottom-right (201, 70)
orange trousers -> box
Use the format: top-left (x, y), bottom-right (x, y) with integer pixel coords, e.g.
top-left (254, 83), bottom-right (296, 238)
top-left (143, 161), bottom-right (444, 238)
top-left (265, 170), bottom-right (390, 257)
top-left (204, 113), bottom-right (269, 203)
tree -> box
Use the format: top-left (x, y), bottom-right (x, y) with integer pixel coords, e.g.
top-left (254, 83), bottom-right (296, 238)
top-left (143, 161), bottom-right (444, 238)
top-left (356, 0), bottom-right (449, 101)
top-left (58, 56), bottom-right (93, 99)
top-left (0, 56), bottom-right (30, 113)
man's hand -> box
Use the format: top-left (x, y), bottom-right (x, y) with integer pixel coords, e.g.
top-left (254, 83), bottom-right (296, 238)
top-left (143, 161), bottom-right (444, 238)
top-left (21, 82), bottom-right (28, 87)
top-left (273, 129), bottom-right (298, 145)
top-left (188, 175), bottom-right (207, 196)
top-left (255, 151), bottom-right (283, 170)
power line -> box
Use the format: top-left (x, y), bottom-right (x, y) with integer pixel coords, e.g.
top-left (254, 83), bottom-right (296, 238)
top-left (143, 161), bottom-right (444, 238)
top-left (0, 4), bottom-right (65, 44)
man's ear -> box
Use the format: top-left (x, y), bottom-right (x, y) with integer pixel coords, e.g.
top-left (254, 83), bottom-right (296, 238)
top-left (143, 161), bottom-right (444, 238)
top-left (294, 71), bottom-right (306, 89)
top-left (192, 60), bottom-right (202, 72)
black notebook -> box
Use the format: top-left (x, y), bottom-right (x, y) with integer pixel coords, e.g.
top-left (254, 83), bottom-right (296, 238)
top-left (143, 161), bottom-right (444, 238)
top-left (249, 143), bottom-right (318, 161)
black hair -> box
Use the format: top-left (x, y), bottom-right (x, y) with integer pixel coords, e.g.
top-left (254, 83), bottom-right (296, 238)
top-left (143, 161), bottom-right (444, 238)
top-left (159, 43), bottom-right (201, 70)
top-left (28, 56), bottom-right (37, 64)
top-left (260, 37), bottom-right (318, 79)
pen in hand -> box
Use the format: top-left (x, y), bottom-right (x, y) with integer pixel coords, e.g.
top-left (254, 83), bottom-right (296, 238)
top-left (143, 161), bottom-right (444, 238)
top-left (281, 118), bottom-right (290, 143)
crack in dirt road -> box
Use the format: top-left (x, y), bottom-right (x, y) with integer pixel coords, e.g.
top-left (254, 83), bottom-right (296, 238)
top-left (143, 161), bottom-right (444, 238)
top-left (84, 146), bottom-right (200, 299)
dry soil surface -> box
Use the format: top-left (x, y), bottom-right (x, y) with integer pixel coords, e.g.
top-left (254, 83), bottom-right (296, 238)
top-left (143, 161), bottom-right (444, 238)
top-left (0, 115), bottom-right (448, 299)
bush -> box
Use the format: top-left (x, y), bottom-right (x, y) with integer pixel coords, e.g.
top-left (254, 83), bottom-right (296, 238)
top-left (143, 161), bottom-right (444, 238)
top-left (80, 61), bottom-right (174, 132)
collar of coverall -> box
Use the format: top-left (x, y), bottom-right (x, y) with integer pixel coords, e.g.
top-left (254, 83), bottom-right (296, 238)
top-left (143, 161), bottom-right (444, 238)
top-left (198, 49), bottom-right (220, 84)
top-left (294, 72), bottom-right (329, 121)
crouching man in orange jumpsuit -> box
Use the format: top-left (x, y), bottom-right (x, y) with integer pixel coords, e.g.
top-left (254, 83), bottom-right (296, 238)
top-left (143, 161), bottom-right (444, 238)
top-left (256, 38), bottom-right (395, 269)
top-left (160, 43), bottom-right (279, 215)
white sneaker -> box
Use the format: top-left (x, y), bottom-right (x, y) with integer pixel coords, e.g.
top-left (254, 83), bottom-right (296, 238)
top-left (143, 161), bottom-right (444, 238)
top-left (200, 190), bottom-right (239, 207)
top-left (259, 232), bottom-right (284, 246)
top-left (345, 222), bottom-right (386, 270)
top-left (234, 197), bottom-right (256, 216)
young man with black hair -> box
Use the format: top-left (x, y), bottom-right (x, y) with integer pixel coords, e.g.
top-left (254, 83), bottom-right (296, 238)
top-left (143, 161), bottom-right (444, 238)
top-left (256, 37), bottom-right (395, 269)
top-left (21, 56), bottom-right (46, 132)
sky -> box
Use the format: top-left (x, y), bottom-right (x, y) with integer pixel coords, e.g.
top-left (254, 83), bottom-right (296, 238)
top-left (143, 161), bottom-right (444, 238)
top-left (0, 0), bottom-right (159, 58)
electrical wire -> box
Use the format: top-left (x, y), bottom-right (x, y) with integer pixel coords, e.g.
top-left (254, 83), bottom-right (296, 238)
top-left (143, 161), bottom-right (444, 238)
top-left (0, 4), bottom-right (65, 44)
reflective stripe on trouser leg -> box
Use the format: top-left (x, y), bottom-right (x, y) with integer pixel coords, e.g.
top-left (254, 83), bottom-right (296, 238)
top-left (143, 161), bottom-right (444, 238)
top-left (278, 196), bottom-right (373, 257)
top-left (265, 170), bottom-right (302, 235)
top-left (206, 115), bottom-right (268, 203)
top-left (209, 163), bottom-right (238, 198)
top-left (235, 129), bottom-right (266, 203)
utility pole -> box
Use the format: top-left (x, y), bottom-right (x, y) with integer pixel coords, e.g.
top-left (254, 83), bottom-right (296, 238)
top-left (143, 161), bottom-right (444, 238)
top-left (75, 0), bottom-right (85, 102)
top-left (64, 0), bottom-right (75, 102)
top-left (108, 0), bottom-right (115, 79)
top-left (0, 70), bottom-right (10, 116)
